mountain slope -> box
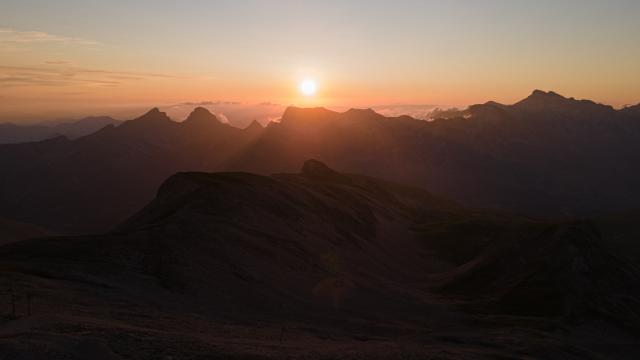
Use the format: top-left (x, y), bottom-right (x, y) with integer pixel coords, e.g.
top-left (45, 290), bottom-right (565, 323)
top-left (1, 91), bottom-right (640, 234)
top-left (0, 161), bottom-right (638, 359)
top-left (229, 91), bottom-right (640, 215)
top-left (0, 108), bottom-right (258, 233)
top-left (0, 116), bottom-right (120, 144)
top-left (0, 217), bottom-right (53, 245)
top-left (426, 90), bottom-right (640, 213)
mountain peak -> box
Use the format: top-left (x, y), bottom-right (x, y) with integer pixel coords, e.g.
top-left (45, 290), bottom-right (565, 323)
top-left (190, 106), bottom-right (212, 115)
top-left (135, 107), bottom-right (171, 122)
top-left (244, 119), bottom-right (263, 131)
top-left (513, 90), bottom-right (568, 107)
top-left (301, 159), bottom-right (343, 181)
top-left (529, 89), bottom-right (564, 99)
top-left (343, 108), bottom-right (385, 121)
top-left (514, 90), bottom-right (613, 113)
top-left (184, 107), bottom-right (220, 126)
top-left (116, 107), bottom-right (173, 134)
top-left (280, 106), bottom-right (339, 124)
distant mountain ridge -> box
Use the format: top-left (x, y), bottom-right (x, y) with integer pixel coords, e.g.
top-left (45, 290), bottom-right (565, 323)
top-left (0, 217), bottom-right (53, 245)
top-left (0, 116), bottom-right (121, 144)
top-left (0, 107), bottom-right (264, 233)
top-left (0, 90), bottom-right (639, 233)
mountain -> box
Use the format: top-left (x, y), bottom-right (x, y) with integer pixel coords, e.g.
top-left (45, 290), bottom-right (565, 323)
top-left (244, 119), bottom-right (265, 132)
top-left (0, 217), bottom-right (53, 245)
top-left (0, 116), bottom-right (121, 144)
top-left (513, 89), bottom-right (614, 115)
top-left (229, 91), bottom-right (640, 215)
top-left (621, 103), bottom-right (640, 117)
top-left (1, 91), bottom-right (640, 234)
top-left (423, 90), bottom-right (640, 212)
top-left (0, 161), bottom-right (637, 359)
top-left (0, 107), bottom-right (261, 233)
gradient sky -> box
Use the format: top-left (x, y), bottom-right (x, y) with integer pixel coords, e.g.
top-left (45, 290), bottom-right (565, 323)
top-left (1, 0), bottom-right (639, 122)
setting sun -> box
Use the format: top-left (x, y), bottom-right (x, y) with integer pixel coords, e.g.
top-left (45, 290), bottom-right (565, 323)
top-left (299, 79), bottom-right (318, 96)
top-left (1, 2), bottom-right (640, 358)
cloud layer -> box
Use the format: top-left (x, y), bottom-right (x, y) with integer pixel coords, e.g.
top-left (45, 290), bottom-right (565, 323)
top-left (0, 27), bottom-right (98, 46)
top-left (0, 65), bottom-right (175, 88)
top-left (372, 104), bottom-right (440, 120)
top-left (163, 101), bottom-right (285, 128)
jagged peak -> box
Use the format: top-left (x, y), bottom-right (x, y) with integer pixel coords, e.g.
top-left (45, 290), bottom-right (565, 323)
top-left (133, 107), bottom-right (171, 122)
top-left (184, 107), bottom-right (220, 125)
top-left (468, 101), bottom-right (508, 112)
top-left (483, 101), bottom-right (508, 107)
top-left (302, 159), bottom-right (340, 178)
top-left (516, 90), bottom-right (569, 106)
top-left (529, 89), bottom-right (565, 99)
top-left (115, 108), bottom-right (174, 133)
top-left (514, 90), bottom-right (613, 112)
top-left (244, 119), bottom-right (264, 131)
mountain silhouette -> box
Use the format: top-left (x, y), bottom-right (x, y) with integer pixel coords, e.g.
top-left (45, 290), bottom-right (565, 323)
top-left (0, 116), bottom-right (120, 144)
top-left (513, 89), bottom-right (615, 117)
top-left (1, 91), bottom-right (640, 234)
top-left (244, 119), bottom-right (264, 132)
top-left (0, 217), bottom-right (53, 245)
top-left (183, 106), bottom-right (223, 127)
top-left (0, 161), bottom-right (637, 358)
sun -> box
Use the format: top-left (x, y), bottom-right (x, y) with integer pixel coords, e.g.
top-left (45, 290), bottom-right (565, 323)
top-left (299, 79), bottom-right (317, 96)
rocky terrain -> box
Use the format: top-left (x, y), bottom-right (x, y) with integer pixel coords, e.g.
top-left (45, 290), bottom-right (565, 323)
top-left (0, 161), bottom-right (638, 359)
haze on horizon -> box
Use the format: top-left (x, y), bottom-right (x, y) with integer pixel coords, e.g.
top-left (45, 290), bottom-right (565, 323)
top-left (1, 0), bottom-right (639, 122)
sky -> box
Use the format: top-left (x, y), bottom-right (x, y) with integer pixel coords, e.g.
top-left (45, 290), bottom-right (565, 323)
top-left (1, 0), bottom-right (639, 122)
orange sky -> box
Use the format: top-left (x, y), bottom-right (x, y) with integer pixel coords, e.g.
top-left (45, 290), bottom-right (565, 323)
top-left (1, 1), bottom-right (639, 122)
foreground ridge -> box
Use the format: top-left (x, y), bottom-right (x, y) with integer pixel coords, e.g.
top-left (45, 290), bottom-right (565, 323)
top-left (0, 160), bottom-right (638, 358)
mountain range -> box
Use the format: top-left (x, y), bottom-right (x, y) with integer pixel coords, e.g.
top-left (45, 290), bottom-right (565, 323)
top-left (1, 90), bottom-right (639, 235)
top-left (0, 116), bottom-right (121, 144)
top-left (0, 160), bottom-right (638, 358)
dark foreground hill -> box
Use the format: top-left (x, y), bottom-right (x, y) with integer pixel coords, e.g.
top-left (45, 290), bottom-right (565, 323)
top-left (0, 161), bottom-right (638, 359)
top-left (1, 90), bottom-right (639, 235)
top-left (0, 218), bottom-right (52, 246)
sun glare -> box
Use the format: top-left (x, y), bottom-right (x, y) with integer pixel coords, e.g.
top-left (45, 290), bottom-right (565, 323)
top-left (299, 79), bottom-right (317, 96)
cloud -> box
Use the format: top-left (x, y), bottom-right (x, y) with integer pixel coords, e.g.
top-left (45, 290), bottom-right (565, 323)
top-left (214, 113), bottom-right (230, 124)
top-left (173, 101), bottom-right (241, 107)
top-left (259, 101), bottom-right (281, 107)
top-left (372, 104), bottom-right (441, 119)
top-left (0, 65), bottom-right (177, 88)
top-left (164, 101), bottom-right (286, 128)
top-left (0, 27), bottom-right (98, 46)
